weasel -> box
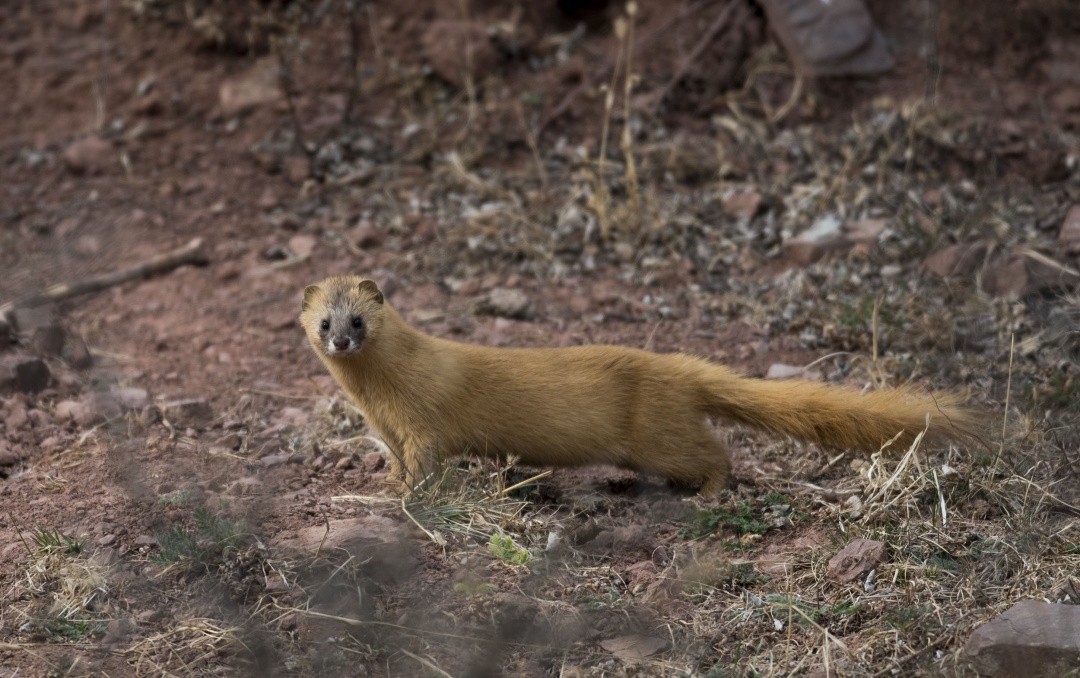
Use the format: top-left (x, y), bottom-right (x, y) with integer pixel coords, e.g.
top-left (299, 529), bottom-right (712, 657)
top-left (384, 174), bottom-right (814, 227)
top-left (300, 276), bottom-right (981, 496)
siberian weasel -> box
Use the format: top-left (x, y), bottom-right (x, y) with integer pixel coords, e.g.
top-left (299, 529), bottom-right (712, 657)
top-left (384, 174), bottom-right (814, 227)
top-left (300, 276), bottom-right (980, 496)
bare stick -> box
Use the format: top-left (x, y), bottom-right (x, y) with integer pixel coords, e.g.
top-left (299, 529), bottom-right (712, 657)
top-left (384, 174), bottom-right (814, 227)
top-left (652, 0), bottom-right (742, 114)
top-left (0, 238), bottom-right (208, 321)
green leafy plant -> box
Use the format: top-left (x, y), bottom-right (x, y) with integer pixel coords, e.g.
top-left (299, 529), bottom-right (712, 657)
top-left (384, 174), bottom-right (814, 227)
top-left (454, 581), bottom-right (496, 596)
top-left (714, 562), bottom-right (770, 589)
top-left (156, 488), bottom-right (195, 506)
top-left (151, 508), bottom-right (246, 567)
top-left (837, 295), bottom-right (904, 330)
top-left (576, 587), bottom-right (629, 610)
top-left (41, 617), bottom-right (106, 642)
top-left (487, 533), bottom-right (531, 566)
top-left (680, 501), bottom-right (771, 540)
top-left (1043, 373), bottom-right (1080, 409)
top-left (759, 492), bottom-right (792, 507)
top-left (765, 594), bottom-right (862, 626)
top-left (885, 605), bottom-right (939, 632)
top-left (150, 526), bottom-right (200, 564)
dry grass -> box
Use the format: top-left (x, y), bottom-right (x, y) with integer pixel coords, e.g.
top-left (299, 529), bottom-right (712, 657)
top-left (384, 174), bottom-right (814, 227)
top-left (6, 5), bottom-right (1076, 676)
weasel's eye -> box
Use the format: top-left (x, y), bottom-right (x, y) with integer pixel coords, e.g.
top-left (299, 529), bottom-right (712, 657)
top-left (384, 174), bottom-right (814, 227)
top-left (320, 320), bottom-right (330, 331)
top-left (352, 317), bottom-right (363, 328)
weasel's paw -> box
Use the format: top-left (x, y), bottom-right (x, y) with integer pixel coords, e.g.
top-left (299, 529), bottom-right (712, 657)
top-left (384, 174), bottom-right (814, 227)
top-left (381, 478), bottom-right (412, 497)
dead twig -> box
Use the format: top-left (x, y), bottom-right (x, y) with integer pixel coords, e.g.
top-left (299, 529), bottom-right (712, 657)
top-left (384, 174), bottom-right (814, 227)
top-left (651, 0), bottom-right (742, 114)
top-left (0, 238), bottom-right (207, 322)
top-left (538, 0), bottom-right (718, 134)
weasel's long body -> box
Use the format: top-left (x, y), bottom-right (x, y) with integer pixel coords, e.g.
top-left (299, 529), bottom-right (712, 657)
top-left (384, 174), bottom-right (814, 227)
top-left (300, 276), bottom-right (979, 496)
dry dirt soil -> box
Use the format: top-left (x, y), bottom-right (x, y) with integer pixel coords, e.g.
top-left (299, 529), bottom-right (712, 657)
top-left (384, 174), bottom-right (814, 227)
top-left (2, 1), bottom-right (1079, 677)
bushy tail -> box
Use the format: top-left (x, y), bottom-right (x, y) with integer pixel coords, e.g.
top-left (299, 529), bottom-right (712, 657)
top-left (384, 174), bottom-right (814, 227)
top-left (698, 364), bottom-right (984, 452)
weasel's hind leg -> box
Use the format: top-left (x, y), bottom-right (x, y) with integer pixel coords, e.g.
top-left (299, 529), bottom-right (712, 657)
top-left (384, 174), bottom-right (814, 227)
top-left (637, 432), bottom-right (732, 498)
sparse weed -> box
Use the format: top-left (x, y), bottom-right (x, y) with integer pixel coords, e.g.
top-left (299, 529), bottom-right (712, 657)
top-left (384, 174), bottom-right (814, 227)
top-left (1025, 373), bottom-right (1080, 410)
top-left (764, 594), bottom-right (862, 626)
top-left (150, 507), bottom-right (246, 568)
top-left (453, 581), bottom-right (496, 597)
top-left (885, 605), bottom-right (940, 633)
top-left (680, 501), bottom-right (772, 540)
top-left (151, 525), bottom-right (200, 564)
top-left (487, 533), bottom-right (531, 566)
top-left (156, 488), bottom-right (194, 506)
top-left (837, 295), bottom-right (905, 330)
top-left (26, 526), bottom-right (86, 556)
top-left (576, 587), bottom-right (628, 610)
top-left (715, 562), bottom-right (770, 588)
top-left (41, 616), bottom-right (107, 642)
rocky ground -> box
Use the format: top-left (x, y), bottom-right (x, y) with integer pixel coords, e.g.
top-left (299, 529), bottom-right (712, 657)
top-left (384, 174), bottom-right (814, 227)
top-left (2, 1), bottom-right (1079, 677)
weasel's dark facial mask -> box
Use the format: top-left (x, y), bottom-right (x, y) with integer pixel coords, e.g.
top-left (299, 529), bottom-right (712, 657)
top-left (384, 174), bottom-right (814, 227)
top-left (319, 311), bottom-right (366, 356)
top-left (300, 278), bottom-right (385, 358)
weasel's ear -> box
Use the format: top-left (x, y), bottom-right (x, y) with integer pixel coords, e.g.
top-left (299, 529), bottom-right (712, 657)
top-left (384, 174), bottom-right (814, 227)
top-left (358, 279), bottom-right (384, 305)
top-left (302, 285), bottom-right (320, 312)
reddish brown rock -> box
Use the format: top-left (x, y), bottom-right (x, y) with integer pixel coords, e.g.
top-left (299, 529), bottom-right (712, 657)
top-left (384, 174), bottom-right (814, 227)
top-left (828, 538), bottom-right (884, 583)
top-left (0, 356), bottom-right (51, 395)
top-left (132, 91), bottom-right (165, 117)
top-left (219, 58), bottom-right (281, 118)
top-left (31, 325), bottom-right (65, 356)
top-left (766, 363), bottom-right (822, 381)
top-left (784, 215), bottom-right (848, 265)
top-left (625, 560), bottom-right (659, 587)
top-left (844, 218), bottom-right (887, 245)
top-left (111, 387), bottom-right (150, 411)
top-left (723, 191), bottom-right (762, 219)
top-left (55, 398), bottom-right (103, 428)
top-left (982, 254), bottom-right (1029, 297)
top-left (351, 224), bottom-right (387, 249)
top-left (274, 515), bottom-right (416, 585)
top-left (0, 441), bottom-right (17, 467)
top-left (284, 155), bottom-right (310, 183)
top-left (107, 618), bottom-right (133, 640)
top-left (599, 634), bottom-right (671, 659)
top-left (983, 249), bottom-right (1080, 297)
top-left (287, 234), bottom-right (317, 258)
top-left (922, 241), bottom-right (990, 279)
top-left (421, 21), bottom-right (496, 87)
top-left (964, 600), bottom-right (1080, 677)
top-left (479, 288), bottom-right (532, 320)
top-left (4, 405), bottom-right (29, 431)
top-left (63, 136), bottom-right (113, 175)
top-left (457, 279), bottom-right (482, 297)
top-left (1058, 205), bottom-right (1080, 253)
top-left (163, 398), bottom-right (213, 427)
top-left (1021, 249), bottom-right (1080, 293)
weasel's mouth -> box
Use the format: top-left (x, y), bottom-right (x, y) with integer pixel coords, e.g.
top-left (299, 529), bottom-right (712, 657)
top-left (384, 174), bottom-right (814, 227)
top-left (325, 340), bottom-right (363, 357)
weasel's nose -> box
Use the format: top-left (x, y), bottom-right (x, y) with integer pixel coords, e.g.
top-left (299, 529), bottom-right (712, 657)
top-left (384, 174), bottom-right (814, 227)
top-left (333, 337), bottom-right (350, 351)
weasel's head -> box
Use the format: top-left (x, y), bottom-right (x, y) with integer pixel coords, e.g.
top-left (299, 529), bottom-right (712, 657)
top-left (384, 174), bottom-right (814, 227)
top-left (299, 276), bottom-right (386, 359)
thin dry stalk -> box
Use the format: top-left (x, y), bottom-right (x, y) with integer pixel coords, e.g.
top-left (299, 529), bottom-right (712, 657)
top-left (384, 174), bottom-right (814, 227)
top-left (515, 101), bottom-right (548, 191)
top-left (620, 2), bottom-right (641, 230)
top-left (589, 25), bottom-right (625, 241)
top-left (994, 332), bottom-right (1015, 470)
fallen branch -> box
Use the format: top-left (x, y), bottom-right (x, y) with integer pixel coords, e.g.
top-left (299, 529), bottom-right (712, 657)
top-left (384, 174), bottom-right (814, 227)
top-left (0, 237), bottom-right (208, 324)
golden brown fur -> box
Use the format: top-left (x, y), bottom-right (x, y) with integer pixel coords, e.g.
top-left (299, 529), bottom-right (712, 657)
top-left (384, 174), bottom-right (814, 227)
top-left (300, 276), bottom-right (982, 496)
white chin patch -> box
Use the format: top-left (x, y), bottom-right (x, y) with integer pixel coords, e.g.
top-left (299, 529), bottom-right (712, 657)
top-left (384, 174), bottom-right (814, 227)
top-left (326, 342), bottom-right (356, 356)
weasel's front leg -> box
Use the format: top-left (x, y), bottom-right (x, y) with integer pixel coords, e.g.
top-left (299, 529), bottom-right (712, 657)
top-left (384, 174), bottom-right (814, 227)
top-left (374, 432), bottom-right (408, 487)
top-left (393, 436), bottom-right (442, 495)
